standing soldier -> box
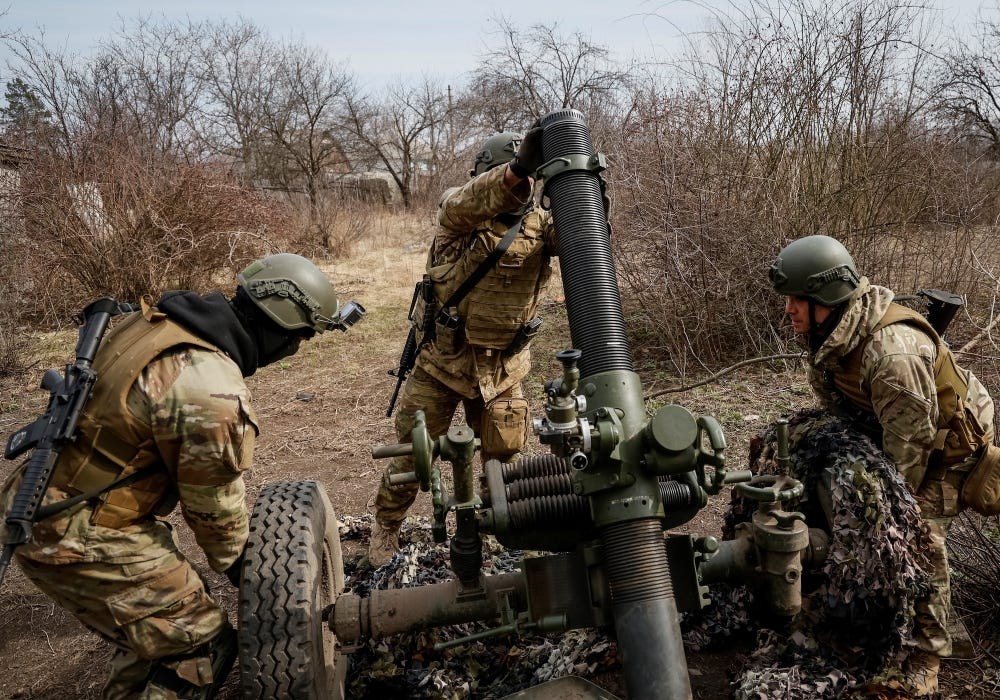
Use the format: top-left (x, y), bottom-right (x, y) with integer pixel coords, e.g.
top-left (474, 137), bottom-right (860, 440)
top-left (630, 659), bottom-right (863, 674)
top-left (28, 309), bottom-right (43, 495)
top-left (370, 126), bottom-right (557, 566)
top-left (769, 235), bottom-right (999, 697)
top-left (1, 254), bottom-right (359, 699)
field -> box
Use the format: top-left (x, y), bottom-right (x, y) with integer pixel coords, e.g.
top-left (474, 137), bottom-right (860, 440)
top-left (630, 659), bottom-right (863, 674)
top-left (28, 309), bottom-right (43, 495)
top-left (0, 219), bottom-right (996, 699)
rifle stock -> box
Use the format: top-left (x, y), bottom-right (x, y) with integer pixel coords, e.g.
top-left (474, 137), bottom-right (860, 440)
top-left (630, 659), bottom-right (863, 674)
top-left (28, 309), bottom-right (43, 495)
top-left (0, 298), bottom-right (128, 588)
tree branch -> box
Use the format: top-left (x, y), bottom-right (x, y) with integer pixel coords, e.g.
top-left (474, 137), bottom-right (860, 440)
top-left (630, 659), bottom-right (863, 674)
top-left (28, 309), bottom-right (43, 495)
top-left (644, 353), bottom-right (806, 400)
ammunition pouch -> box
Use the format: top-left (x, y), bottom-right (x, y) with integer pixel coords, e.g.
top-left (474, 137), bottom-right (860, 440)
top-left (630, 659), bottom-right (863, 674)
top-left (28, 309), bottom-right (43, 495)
top-left (52, 435), bottom-right (171, 529)
top-left (504, 317), bottom-right (543, 357)
top-left (480, 395), bottom-right (529, 460)
top-left (434, 311), bottom-right (465, 354)
top-left (960, 444), bottom-right (1000, 516)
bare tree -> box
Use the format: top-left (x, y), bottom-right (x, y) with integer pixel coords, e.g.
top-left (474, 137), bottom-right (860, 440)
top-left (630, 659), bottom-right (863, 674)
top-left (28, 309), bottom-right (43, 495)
top-left (97, 16), bottom-right (205, 158)
top-left (193, 19), bottom-right (280, 181)
top-left (468, 17), bottom-right (630, 125)
top-left (1, 20), bottom-right (287, 325)
top-left (609, 0), bottom-right (992, 373)
top-left (937, 13), bottom-right (1000, 156)
top-left (258, 42), bottom-right (354, 249)
top-left (4, 31), bottom-right (87, 159)
top-left (4, 17), bottom-right (209, 162)
top-left (343, 77), bottom-right (456, 208)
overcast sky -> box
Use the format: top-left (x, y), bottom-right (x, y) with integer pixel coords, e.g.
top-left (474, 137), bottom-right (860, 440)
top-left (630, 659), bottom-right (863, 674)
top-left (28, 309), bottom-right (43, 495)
top-left (0, 0), bottom-right (994, 88)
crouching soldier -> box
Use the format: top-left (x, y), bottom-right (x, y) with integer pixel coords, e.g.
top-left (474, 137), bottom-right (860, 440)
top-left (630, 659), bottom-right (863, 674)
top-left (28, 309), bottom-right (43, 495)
top-left (1, 254), bottom-right (357, 699)
top-left (769, 235), bottom-right (999, 696)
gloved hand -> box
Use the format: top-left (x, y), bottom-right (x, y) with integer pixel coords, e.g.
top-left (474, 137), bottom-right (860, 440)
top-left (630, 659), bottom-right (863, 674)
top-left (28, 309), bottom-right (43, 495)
top-left (509, 122), bottom-right (544, 178)
top-left (223, 552), bottom-right (245, 588)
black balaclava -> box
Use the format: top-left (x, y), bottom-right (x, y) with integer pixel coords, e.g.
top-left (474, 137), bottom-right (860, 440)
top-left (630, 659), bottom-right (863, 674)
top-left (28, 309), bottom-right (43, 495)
top-left (229, 286), bottom-right (313, 368)
top-left (156, 290), bottom-right (259, 376)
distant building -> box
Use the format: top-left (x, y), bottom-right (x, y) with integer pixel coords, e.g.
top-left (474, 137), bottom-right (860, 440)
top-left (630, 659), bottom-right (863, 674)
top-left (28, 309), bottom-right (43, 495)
top-left (0, 142), bottom-right (28, 230)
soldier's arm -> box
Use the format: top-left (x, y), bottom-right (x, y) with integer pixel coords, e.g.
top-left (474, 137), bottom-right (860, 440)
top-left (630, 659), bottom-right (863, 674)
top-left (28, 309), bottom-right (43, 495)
top-left (148, 348), bottom-right (257, 572)
top-left (438, 164), bottom-right (532, 233)
top-left (863, 328), bottom-right (938, 490)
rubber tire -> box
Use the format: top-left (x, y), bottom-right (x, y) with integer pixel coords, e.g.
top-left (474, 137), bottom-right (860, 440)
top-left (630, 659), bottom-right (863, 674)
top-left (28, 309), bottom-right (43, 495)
top-left (237, 480), bottom-right (347, 699)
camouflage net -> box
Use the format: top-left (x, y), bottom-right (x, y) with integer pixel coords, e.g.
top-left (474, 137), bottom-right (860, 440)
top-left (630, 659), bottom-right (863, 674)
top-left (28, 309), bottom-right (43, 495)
top-left (338, 410), bottom-right (935, 698)
top-left (699, 408), bottom-right (935, 699)
top-left (339, 515), bottom-right (621, 699)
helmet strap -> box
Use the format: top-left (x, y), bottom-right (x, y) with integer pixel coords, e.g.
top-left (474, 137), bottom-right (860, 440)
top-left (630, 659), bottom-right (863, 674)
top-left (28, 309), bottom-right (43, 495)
top-left (807, 299), bottom-right (845, 352)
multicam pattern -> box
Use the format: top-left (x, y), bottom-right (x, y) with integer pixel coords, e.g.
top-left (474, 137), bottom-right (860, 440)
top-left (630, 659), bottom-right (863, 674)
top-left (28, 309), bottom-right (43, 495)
top-left (807, 280), bottom-right (994, 489)
top-left (0, 340), bottom-right (255, 692)
top-left (143, 348), bottom-right (255, 572)
top-left (803, 282), bottom-right (996, 661)
top-left (377, 166), bottom-right (553, 527)
top-left (416, 164), bottom-right (556, 402)
top-left (375, 365), bottom-right (527, 524)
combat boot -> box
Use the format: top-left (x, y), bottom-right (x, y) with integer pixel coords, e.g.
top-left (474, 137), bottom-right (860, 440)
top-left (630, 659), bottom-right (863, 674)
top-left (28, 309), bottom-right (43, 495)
top-left (368, 519), bottom-right (402, 568)
top-left (903, 650), bottom-right (940, 697)
top-left (141, 623), bottom-right (237, 699)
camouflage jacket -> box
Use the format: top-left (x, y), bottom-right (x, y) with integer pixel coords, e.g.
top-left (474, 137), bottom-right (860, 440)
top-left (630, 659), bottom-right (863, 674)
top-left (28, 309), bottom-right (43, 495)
top-left (807, 279), bottom-right (994, 490)
top-left (0, 323), bottom-right (256, 572)
top-left (416, 165), bottom-right (557, 401)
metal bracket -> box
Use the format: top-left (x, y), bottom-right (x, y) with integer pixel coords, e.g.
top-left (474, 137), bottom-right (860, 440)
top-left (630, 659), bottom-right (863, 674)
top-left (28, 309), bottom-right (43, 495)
top-left (537, 152), bottom-right (607, 183)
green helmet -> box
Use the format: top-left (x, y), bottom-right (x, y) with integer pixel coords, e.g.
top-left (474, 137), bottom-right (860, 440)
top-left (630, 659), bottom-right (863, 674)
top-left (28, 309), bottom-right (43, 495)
top-left (471, 131), bottom-right (522, 177)
top-left (237, 253), bottom-right (340, 332)
top-left (768, 235), bottom-right (861, 307)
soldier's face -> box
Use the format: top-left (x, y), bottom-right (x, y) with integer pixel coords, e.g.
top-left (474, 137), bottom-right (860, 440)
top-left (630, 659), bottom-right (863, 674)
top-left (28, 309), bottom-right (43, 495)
top-left (784, 296), bottom-right (833, 334)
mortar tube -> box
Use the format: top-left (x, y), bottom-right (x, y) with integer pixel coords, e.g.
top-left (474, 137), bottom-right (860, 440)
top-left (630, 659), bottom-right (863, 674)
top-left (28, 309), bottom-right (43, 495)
top-left (540, 107), bottom-right (691, 698)
top-left (540, 108), bottom-right (632, 378)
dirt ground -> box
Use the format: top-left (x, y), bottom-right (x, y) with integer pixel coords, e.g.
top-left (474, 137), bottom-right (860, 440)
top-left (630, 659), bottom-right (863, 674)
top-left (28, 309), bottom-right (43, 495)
top-left (0, 220), bottom-right (995, 699)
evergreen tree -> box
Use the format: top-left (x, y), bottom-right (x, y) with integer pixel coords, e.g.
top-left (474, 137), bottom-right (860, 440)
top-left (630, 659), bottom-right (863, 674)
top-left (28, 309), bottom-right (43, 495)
top-left (1, 78), bottom-right (53, 146)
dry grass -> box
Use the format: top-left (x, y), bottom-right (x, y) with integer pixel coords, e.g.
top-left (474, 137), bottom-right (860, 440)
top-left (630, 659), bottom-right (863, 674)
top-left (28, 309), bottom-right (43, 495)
top-left (0, 211), bottom-right (995, 699)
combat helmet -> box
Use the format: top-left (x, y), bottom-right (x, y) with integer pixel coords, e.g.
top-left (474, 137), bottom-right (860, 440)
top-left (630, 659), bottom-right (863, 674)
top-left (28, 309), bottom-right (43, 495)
top-left (237, 253), bottom-right (340, 332)
top-left (768, 235), bottom-right (861, 307)
top-left (471, 131), bottom-right (522, 177)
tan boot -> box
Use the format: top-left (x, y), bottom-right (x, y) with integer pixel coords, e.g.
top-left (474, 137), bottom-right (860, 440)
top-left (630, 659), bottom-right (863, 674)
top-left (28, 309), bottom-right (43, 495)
top-left (903, 650), bottom-right (940, 697)
top-left (367, 519), bottom-right (401, 568)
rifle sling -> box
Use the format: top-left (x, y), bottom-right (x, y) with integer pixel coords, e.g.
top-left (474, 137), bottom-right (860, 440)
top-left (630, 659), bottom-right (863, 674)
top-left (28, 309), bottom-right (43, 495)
top-left (436, 216), bottom-right (523, 322)
top-left (33, 465), bottom-right (160, 522)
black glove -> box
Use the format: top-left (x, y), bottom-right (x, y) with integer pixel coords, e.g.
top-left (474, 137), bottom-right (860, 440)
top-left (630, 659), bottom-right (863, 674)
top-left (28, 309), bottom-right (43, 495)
top-left (509, 123), bottom-right (544, 178)
top-left (223, 552), bottom-right (245, 588)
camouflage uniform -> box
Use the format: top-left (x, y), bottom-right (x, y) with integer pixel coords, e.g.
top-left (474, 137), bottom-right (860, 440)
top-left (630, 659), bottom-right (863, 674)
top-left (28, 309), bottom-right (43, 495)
top-left (375, 164), bottom-right (557, 527)
top-left (805, 278), bottom-right (995, 657)
top-left (0, 305), bottom-right (255, 699)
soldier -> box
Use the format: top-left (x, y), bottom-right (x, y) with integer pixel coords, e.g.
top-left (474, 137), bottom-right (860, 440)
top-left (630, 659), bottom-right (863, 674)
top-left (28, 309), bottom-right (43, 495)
top-left (368, 126), bottom-right (556, 566)
top-left (0, 254), bottom-right (353, 699)
top-left (769, 235), bottom-right (996, 696)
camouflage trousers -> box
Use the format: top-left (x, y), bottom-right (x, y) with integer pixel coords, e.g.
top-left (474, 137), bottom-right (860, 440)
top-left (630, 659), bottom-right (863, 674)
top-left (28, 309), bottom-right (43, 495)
top-left (375, 364), bottom-right (529, 526)
top-left (913, 470), bottom-right (966, 658)
top-left (15, 517), bottom-right (228, 700)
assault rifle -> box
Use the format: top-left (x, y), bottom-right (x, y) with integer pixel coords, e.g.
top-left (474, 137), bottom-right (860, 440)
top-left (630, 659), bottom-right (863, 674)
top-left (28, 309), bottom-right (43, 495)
top-left (896, 288), bottom-right (965, 338)
top-left (0, 298), bottom-right (133, 587)
top-left (386, 278), bottom-right (435, 417)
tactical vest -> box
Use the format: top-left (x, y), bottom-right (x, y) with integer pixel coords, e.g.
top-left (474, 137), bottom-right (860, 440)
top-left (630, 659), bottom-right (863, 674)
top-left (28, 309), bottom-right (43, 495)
top-left (51, 302), bottom-right (220, 528)
top-left (429, 209), bottom-right (551, 350)
top-left (831, 303), bottom-right (989, 467)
